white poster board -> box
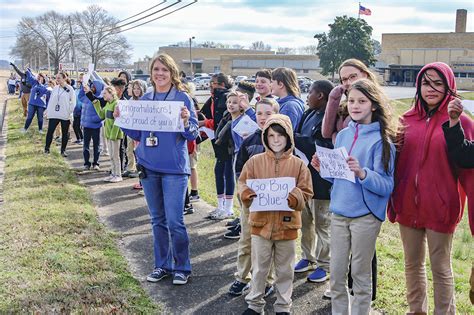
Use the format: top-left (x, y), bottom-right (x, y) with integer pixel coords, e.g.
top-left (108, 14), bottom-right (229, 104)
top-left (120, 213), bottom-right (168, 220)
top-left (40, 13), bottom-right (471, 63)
top-left (462, 100), bottom-right (474, 115)
top-left (115, 100), bottom-right (184, 132)
top-left (233, 115), bottom-right (259, 138)
top-left (82, 63), bottom-right (95, 84)
top-left (198, 126), bottom-right (215, 140)
top-left (316, 145), bottom-right (355, 183)
top-left (247, 177), bottom-right (296, 212)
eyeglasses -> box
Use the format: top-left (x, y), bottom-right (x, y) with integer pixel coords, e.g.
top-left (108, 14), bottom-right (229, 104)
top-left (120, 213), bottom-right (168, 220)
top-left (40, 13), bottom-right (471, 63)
top-left (340, 73), bottom-right (359, 84)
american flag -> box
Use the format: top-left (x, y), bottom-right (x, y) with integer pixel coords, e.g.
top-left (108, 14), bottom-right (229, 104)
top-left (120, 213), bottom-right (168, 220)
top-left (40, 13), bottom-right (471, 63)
top-left (359, 5), bottom-right (372, 16)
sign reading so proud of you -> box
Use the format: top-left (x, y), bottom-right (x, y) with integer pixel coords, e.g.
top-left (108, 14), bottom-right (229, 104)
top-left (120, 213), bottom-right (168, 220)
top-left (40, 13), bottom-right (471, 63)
top-left (247, 177), bottom-right (296, 212)
top-left (115, 100), bottom-right (184, 132)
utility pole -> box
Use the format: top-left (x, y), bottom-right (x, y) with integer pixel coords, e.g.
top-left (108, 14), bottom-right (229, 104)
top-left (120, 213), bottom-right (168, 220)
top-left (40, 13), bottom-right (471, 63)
top-left (68, 16), bottom-right (79, 79)
top-left (189, 36), bottom-right (195, 76)
top-left (47, 44), bottom-right (51, 76)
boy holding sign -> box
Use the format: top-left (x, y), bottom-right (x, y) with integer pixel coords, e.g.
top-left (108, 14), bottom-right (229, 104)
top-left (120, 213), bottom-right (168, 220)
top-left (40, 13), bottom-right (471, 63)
top-left (239, 114), bottom-right (312, 315)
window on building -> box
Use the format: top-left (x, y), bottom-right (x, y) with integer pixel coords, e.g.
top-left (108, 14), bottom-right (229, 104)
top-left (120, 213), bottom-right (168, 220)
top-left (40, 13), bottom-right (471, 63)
top-left (303, 69), bottom-right (309, 73)
top-left (214, 66), bottom-right (220, 73)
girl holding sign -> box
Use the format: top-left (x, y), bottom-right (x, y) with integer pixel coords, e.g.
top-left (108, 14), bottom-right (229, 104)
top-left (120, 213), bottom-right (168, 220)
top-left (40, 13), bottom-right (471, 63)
top-left (115, 54), bottom-right (198, 285)
top-left (388, 62), bottom-right (473, 314)
top-left (311, 79), bottom-right (396, 314)
top-left (239, 114), bottom-right (313, 315)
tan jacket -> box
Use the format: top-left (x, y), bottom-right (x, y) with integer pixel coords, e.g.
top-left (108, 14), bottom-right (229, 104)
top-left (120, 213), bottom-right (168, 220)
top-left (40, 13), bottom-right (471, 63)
top-left (238, 114), bottom-right (313, 240)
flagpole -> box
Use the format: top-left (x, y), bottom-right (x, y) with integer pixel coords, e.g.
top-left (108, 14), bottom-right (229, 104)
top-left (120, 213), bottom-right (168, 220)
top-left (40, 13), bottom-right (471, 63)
top-left (358, 2), bottom-right (361, 19)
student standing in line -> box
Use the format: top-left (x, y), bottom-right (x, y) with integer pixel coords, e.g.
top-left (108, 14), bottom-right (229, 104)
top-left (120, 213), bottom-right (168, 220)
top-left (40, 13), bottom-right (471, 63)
top-left (72, 73), bottom-right (84, 144)
top-left (115, 54), bottom-right (198, 285)
top-left (240, 114), bottom-right (313, 315)
top-left (270, 67), bottom-right (305, 130)
top-left (388, 62), bottom-right (473, 315)
top-left (293, 80), bottom-right (334, 283)
top-left (10, 62), bottom-right (32, 117)
top-left (227, 97), bottom-right (280, 297)
top-left (44, 72), bottom-right (76, 156)
top-left (21, 68), bottom-right (50, 133)
top-left (312, 78), bottom-right (396, 314)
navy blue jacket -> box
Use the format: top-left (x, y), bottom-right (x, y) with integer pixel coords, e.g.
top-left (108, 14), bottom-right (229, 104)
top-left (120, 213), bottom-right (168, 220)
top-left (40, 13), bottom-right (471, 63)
top-left (79, 80), bottom-right (104, 129)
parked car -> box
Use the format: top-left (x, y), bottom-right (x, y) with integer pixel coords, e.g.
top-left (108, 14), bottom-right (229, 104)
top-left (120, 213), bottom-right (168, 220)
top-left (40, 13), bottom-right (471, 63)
top-left (194, 73), bottom-right (209, 79)
top-left (234, 75), bottom-right (248, 83)
top-left (196, 78), bottom-right (211, 90)
top-left (298, 77), bottom-right (313, 93)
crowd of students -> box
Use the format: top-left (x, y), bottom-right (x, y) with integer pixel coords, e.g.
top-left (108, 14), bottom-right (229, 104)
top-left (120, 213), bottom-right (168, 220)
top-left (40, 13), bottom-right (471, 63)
top-left (9, 54), bottom-right (473, 314)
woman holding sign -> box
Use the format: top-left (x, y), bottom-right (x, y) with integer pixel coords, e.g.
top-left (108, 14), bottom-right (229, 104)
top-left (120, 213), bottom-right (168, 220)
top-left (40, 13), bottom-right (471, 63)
top-left (115, 54), bottom-right (198, 285)
top-left (388, 62), bottom-right (473, 314)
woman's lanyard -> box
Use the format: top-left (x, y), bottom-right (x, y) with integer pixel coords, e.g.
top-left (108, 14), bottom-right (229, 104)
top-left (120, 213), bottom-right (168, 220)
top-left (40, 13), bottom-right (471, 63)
top-left (149, 86), bottom-right (173, 138)
top-left (55, 87), bottom-right (67, 111)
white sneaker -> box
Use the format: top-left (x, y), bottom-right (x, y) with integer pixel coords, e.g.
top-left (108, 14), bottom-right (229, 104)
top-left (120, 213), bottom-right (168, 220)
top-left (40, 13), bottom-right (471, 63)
top-left (20, 128), bottom-right (26, 134)
top-left (109, 176), bottom-right (123, 183)
top-left (206, 208), bottom-right (220, 219)
top-left (38, 129), bottom-right (44, 134)
top-left (210, 211), bottom-right (233, 221)
top-left (93, 165), bottom-right (100, 171)
top-left (103, 175), bottom-right (114, 182)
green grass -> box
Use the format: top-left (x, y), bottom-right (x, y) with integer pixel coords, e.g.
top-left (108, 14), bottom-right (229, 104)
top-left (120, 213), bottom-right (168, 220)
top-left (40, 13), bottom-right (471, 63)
top-left (196, 92), bottom-right (474, 314)
top-left (0, 100), bottom-right (160, 312)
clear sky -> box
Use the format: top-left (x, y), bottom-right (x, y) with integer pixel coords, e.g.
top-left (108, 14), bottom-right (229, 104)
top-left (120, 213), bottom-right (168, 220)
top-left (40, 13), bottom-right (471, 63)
top-left (0, 0), bottom-right (473, 63)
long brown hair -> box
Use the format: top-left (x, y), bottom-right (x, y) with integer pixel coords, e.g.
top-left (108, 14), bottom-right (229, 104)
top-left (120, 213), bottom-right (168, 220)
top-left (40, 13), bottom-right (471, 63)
top-left (149, 54), bottom-right (184, 91)
top-left (348, 79), bottom-right (397, 173)
top-left (271, 67), bottom-right (300, 97)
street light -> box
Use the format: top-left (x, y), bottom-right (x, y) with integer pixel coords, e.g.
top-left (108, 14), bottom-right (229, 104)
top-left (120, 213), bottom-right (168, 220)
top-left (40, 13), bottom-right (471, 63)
top-left (189, 36), bottom-right (195, 77)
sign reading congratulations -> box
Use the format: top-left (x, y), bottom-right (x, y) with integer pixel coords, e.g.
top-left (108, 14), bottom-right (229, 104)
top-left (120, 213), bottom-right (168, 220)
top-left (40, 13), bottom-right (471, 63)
top-left (115, 100), bottom-right (184, 132)
top-left (246, 177), bottom-right (296, 212)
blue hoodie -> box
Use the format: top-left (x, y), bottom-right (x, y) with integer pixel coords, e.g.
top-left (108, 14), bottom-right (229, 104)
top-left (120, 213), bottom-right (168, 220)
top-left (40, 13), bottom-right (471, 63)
top-left (326, 121), bottom-right (395, 221)
top-left (121, 87), bottom-right (199, 175)
top-left (79, 80), bottom-right (104, 129)
top-left (74, 87), bottom-right (83, 117)
top-left (26, 69), bottom-right (50, 108)
top-left (277, 95), bottom-right (305, 130)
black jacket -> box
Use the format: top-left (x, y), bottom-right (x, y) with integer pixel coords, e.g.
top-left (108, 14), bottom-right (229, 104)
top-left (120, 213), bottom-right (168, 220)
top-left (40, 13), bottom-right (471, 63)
top-left (214, 111), bottom-right (233, 160)
top-left (294, 109), bottom-right (333, 199)
top-left (11, 63), bottom-right (31, 93)
top-left (442, 120), bottom-right (474, 169)
top-left (201, 88), bottom-right (231, 131)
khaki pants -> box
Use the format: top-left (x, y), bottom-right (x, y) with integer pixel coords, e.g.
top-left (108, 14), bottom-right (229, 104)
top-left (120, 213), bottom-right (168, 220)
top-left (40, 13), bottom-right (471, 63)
top-left (21, 93), bottom-right (29, 117)
top-left (399, 224), bottom-right (455, 315)
top-left (126, 136), bottom-right (136, 172)
top-left (246, 235), bottom-right (295, 314)
top-left (107, 139), bottom-right (121, 177)
top-left (301, 199), bottom-right (331, 271)
top-left (330, 214), bottom-right (382, 315)
top-left (235, 205), bottom-right (274, 285)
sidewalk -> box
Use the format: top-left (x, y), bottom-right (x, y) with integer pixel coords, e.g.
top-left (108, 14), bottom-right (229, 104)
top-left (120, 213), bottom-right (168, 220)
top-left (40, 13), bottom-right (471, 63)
top-left (64, 143), bottom-right (332, 314)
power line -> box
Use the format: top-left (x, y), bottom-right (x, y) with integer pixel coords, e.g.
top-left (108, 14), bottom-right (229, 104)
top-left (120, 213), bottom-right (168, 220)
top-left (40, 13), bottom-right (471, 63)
top-left (115, 0), bottom-right (167, 25)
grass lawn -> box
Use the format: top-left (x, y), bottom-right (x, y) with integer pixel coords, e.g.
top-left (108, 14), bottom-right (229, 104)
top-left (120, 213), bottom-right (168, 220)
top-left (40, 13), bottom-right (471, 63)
top-left (0, 99), bottom-right (160, 312)
top-left (195, 92), bottom-right (474, 313)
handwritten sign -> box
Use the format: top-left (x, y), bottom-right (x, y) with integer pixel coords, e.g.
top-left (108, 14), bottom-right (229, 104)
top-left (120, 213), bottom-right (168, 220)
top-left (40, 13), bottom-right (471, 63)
top-left (462, 100), bottom-right (474, 115)
top-left (198, 126), bottom-right (215, 140)
top-left (247, 177), bottom-right (296, 212)
top-left (233, 115), bottom-right (259, 138)
top-left (115, 100), bottom-right (184, 132)
top-left (316, 145), bottom-right (355, 183)
top-left (82, 63), bottom-right (95, 84)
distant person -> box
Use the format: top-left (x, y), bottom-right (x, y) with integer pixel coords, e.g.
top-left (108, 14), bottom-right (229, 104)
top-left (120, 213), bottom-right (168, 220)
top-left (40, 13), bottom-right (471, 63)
top-left (271, 67), bottom-right (305, 130)
top-left (293, 80), bottom-right (334, 283)
top-left (254, 69), bottom-right (273, 102)
top-left (240, 114), bottom-right (313, 315)
top-left (21, 68), bottom-right (50, 133)
top-left (312, 79), bottom-right (396, 314)
top-left (388, 62), bottom-right (473, 314)
top-left (44, 72), bottom-right (76, 156)
top-left (10, 62), bottom-right (32, 117)
top-left (72, 73), bottom-right (84, 144)
top-left (7, 73), bottom-right (16, 95)
top-left (118, 70), bottom-right (132, 100)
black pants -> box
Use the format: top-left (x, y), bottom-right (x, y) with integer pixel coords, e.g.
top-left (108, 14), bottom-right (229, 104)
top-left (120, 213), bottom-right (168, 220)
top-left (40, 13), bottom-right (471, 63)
top-left (45, 118), bottom-right (70, 153)
top-left (83, 127), bottom-right (100, 167)
top-left (119, 138), bottom-right (127, 172)
top-left (72, 116), bottom-right (83, 141)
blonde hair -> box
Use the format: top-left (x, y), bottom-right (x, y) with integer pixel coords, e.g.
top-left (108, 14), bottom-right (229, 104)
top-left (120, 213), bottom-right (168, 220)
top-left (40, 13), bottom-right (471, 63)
top-left (256, 97), bottom-right (280, 113)
top-left (149, 54), bottom-right (184, 91)
top-left (348, 79), bottom-right (397, 172)
top-left (338, 59), bottom-right (378, 84)
top-left (104, 85), bottom-right (118, 101)
top-left (271, 67), bottom-right (300, 97)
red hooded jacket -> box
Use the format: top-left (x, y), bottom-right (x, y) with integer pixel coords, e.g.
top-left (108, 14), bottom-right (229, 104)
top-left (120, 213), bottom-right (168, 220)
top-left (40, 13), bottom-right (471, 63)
top-left (388, 62), bottom-right (474, 234)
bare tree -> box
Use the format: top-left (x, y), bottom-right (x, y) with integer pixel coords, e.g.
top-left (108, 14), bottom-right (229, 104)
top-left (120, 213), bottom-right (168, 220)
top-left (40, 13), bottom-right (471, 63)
top-left (251, 41), bottom-right (265, 50)
top-left (73, 5), bottom-right (131, 67)
top-left (298, 45), bottom-right (318, 55)
top-left (277, 47), bottom-right (296, 55)
top-left (11, 11), bottom-right (71, 72)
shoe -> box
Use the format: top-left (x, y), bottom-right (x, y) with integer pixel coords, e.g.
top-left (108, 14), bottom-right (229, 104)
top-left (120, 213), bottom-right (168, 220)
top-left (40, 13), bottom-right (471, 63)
top-left (122, 170), bottom-right (131, 177)
top-left (109, 176), bottom-right (123, 183)
top-left (61, 151), bottom-right (68, 157)
top-left (264, 285), bottom-right (274, 297)
top-left (172, 272), bottom-right (189, 285)
top-left (83, 165), bottom-right (91, 170)
top-left (138, 190), bottom-right (145, 196)
top-left (184, 204), bottom-right (195, 215)
top-left (146, 268), bottom-right (169, 282)
top-left (224, 224), bottom-right (241, 239)
top-left (226, 217), bottom-right (240, 227)
top-left (275, 313), bottom-right (290, 315)
top-left (38, 129), bottom-right (44, 134)
top-left (133, 183), bottom-right (143, 190)
top-left (44, 149), bottom-right (50, 154)
top-left (294, 259), bottom-right (316, 273)
top-left (93, 165), bottom-right (100, 171)
top-left (307, 267), bottom-right (328, 283)
top-left (228, 280), bottom-right (250, 296)
top-left (189, 194), bottom-right (200, 203)
top-left (322, 288), bottom-right (331, 300)
top-left (242, 308), bottom-right (261, 315)
top-left (74, 140), bottom-right (82, 144)
top-left (128, 171), bottom-right (139, 178)
top-left (20, 128), bottom-right (26, 133)
top-left (103, 175), bottom-right (114, 182)
top-left (205, 208), bottom-right (220, 219)
top-left (210, 212), bottom-right (233, 220)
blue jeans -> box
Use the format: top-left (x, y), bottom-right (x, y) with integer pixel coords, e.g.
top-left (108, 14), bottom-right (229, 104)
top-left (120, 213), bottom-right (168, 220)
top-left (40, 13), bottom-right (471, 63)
top-left (214, 158), bottom-right (234, 196)
top-left (141, 169), bottom-right (191, 275)
top-left (24, 104), bottom-right (44, 131)
top-left (83, 127), bottom-right (100, 167)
